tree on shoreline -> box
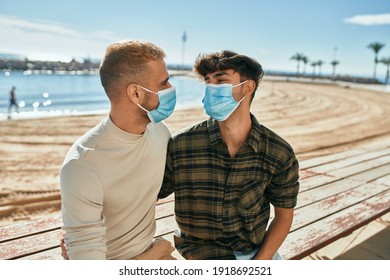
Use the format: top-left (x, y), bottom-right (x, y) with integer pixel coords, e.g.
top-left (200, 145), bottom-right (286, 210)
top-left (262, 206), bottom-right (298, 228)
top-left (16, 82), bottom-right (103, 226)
top-left (290, 53), bottom-right (304, 75)
top-left (330, 60), bottom-right (340, 79)
top-left (310, 61), bottom-right (317, 76)
top-left (302, 55), bottom-right (309, 75)
top-left (316, 60), bottom-right (325, 76)
top-left (367, 42), bottom-right (385, 80)
top-left (379, 56), bottom-right (390, 84)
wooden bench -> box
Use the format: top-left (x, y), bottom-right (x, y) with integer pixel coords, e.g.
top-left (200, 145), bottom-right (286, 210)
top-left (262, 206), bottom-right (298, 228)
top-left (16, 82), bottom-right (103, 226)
top-left (279, 142), bottom-right (390, 259)
top-left (1, 143), bottom-right (389, 260)
top-left (0, 195), bottom-right (179, 260)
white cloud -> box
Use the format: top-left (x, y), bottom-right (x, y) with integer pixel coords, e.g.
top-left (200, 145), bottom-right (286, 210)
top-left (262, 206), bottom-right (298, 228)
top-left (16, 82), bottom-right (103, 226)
top-left (344, 13), bottom-right (390, 26)
top-left (0, 15), bottom-right (120, 61)
top-left (0, 15), bottom-right (82, 37)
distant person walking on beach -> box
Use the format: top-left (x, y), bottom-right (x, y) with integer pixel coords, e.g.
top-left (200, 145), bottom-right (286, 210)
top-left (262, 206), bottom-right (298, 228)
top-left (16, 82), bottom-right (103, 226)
top-left (8, 86), bottom-right (19, 118)
top-left (60, 40), bottom-right (177, 260)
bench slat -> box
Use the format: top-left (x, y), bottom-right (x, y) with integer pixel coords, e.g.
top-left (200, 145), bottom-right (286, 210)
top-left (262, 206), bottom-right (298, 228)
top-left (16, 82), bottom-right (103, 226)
top-left (324, 156), bottom-right (390, 179)
top-left (0, 215), bottom-right (62, 243)
top-left (349, 164), bottom-right (390, 184)
top-left (305, 148), bottom-right (390, 173)
top-left (373, 174), bottom-right (390, 186)
top-left (156, 201), bottom-right (174, 220)
top-left (299, 144), bottom-right (390, 169)
top-left (0, 229), bottom-right (63, 259)
top-left (18, 247), bottom-right (63, 260)
top-left (299, 173), bottom-right (337, 192)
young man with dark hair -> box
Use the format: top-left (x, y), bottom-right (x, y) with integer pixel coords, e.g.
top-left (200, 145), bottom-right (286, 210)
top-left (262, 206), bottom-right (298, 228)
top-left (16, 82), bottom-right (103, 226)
top-left (159, 50), bottom-right (299, 260)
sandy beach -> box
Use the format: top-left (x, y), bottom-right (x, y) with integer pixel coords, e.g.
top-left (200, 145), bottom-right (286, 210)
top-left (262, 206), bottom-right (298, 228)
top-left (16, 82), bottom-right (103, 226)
top-left (1, 79), bottom-right (389, 227)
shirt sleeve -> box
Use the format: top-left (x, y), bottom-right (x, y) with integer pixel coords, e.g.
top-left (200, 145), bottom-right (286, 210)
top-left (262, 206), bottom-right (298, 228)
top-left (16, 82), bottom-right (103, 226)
top-left (158, 148), bottom-right (174, 199)
top-left (60, 159), bottom-right (107, 259)
top-left (265, 152), bottom-right (300, 208)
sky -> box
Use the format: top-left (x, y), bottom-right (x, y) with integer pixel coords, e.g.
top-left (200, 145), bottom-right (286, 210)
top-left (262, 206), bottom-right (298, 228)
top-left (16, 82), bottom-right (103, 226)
top-left (0, 0), bottom-right (389, 78)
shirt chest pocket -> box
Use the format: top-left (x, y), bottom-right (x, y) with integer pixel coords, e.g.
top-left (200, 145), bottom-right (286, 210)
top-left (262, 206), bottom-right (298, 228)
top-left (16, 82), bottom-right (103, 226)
top-left (237, 179), bottom-right (269, 226)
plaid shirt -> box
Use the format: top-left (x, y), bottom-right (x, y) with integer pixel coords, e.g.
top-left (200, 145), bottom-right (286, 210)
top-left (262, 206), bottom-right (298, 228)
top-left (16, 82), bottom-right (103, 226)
top-left (159, 114), bottom-right (299, 259)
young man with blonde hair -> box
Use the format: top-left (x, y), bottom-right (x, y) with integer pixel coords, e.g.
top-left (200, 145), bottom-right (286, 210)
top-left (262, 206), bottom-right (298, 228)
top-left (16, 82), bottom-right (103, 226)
top-left (60, 40), bottom-right (176, 260)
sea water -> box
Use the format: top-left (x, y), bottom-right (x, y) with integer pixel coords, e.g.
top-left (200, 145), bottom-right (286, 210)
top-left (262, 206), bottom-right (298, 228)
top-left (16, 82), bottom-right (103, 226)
top-left (1, 71), bottom-right (388, 120)
top-left (0, 71), bottom-right (205, 120)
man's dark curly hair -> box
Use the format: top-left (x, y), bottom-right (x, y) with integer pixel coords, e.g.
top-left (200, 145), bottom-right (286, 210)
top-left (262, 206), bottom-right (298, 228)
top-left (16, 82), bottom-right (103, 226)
top-left (193, 50), bottom-right (264, 101)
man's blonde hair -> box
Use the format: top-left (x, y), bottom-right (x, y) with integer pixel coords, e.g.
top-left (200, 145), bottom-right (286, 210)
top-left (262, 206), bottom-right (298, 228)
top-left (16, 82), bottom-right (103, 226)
top-left (99, 40), bottom-right (166, 101)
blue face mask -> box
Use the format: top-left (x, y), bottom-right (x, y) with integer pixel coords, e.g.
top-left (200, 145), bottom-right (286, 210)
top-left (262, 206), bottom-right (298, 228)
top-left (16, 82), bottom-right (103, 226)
top-left (202, 81), bottom-right (247, 121)
top-left (137, 86), bottom-right (176, 123)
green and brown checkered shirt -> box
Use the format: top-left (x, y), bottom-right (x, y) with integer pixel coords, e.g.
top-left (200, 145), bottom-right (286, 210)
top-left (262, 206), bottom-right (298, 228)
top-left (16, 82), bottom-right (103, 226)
top-left (159, 114), bottom-right (299, 260)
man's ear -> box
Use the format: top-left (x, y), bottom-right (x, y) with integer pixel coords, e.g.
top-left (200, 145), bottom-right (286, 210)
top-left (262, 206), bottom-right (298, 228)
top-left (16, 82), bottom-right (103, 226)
top-left (126, 84), bottom-right (141, 105)
top-left (243, 80), bottom-right (256, 97)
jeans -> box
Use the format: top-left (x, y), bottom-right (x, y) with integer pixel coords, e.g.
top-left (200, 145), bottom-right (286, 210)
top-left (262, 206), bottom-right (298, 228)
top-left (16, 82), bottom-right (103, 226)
top-left (233, 248), bottom-right (283, 260)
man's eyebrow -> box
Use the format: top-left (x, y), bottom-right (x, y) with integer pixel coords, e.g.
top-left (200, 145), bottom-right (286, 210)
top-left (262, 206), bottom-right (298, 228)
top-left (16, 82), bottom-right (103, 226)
top-left (204, 71), bottom-right (228, 81)
top-left (160, 77), bottom-right (170, 85)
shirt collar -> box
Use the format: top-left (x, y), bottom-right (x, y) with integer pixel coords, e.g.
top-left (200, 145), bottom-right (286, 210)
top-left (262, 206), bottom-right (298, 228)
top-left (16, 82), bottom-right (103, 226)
top-left (206, 117), bottom-right (221, 147)
top-left (246, 114), bottom-right (262, 153)
top-left (206, 114), bottom-right (262, 153)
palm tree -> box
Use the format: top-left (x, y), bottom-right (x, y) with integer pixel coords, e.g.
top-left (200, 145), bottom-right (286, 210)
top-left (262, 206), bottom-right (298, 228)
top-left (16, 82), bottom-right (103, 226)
top-left (290, 53), bottom-right (304, 75)
top-left (330, 60), bottom-right (340, 79)
top-left (367, 42), bottom-right (385, 79)
top-left (316, 60), bottom-right (325, 76)
top-left (301, 56), bottom-right (309, 76)
top-left (379, 56), bottom-right (390, 84)
top-left (310, 61), bottom-right (317, 77)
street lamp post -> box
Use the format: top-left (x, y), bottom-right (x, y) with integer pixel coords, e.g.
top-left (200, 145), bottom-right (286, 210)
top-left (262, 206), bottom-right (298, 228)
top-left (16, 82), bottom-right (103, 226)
top-left (181, 31), bottom-right (187, 70)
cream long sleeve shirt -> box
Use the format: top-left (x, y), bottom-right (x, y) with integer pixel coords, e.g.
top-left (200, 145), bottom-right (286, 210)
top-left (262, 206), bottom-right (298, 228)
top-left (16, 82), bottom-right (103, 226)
top-left (60, 116), bottom-right (170, 259)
